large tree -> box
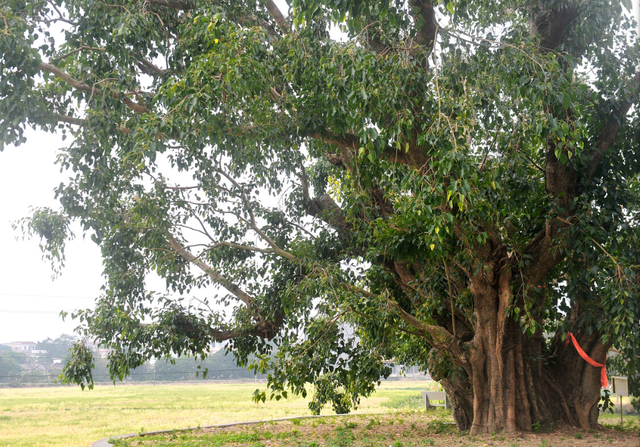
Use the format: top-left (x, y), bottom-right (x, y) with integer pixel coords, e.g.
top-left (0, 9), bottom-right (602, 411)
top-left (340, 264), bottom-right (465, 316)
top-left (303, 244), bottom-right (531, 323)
top-left (2, 0), bottom-right (639, 434)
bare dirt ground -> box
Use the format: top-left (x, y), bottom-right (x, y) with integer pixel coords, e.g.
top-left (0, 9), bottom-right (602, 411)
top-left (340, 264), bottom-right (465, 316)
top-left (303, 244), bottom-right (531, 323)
top-left (117, 412), bottom-right (640, 447)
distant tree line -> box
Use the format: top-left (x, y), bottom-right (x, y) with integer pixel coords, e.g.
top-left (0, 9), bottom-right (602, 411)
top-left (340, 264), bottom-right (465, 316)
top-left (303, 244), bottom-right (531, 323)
top-left (0, 335), bottom-right (265, 386)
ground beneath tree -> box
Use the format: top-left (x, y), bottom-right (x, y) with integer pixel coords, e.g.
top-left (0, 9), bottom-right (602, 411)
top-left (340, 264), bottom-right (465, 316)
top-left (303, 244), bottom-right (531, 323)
top-left (112, 413), bottom-right (639, 447)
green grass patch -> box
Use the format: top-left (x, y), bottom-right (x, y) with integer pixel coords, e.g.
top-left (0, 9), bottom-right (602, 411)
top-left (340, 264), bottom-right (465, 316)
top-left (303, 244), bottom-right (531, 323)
top-left (0, 380), bottom-right (435, 447)
top-left (380, 394), bottom-right (423, 410)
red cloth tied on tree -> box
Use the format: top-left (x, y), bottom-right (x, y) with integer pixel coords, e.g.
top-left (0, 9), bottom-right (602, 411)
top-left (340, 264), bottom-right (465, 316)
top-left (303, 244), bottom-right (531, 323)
top-left (565, 332), bottom-right (609, 388)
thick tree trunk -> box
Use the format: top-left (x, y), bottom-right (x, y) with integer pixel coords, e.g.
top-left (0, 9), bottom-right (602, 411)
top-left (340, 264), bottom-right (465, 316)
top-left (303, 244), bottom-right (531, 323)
top-left (392, 249), bottom-right (609, 434)
top-left (440, 269), bottom-right (610, 435)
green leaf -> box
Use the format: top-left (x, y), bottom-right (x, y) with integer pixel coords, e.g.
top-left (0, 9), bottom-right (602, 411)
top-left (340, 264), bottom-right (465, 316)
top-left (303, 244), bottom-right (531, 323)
top-left (446, 2), bottom-right (455, 15)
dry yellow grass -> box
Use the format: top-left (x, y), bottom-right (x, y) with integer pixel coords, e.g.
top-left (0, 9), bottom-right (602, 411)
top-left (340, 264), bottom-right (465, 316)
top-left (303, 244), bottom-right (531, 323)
top-left (0, 379), bottom-right (435, 447)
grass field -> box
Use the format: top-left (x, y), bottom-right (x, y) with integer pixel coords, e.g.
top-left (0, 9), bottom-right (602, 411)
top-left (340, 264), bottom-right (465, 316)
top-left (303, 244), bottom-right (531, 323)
top-left (0, 379), bottom-right (440, 447)
top-left (110, 412), bottom-right (639, 447)
top-left (0, 380), bottom-right (637, 447)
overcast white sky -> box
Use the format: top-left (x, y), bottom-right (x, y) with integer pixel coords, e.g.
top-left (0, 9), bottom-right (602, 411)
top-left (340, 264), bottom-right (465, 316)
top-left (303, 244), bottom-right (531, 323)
top-left (0, 130), bottom-right (103, 344)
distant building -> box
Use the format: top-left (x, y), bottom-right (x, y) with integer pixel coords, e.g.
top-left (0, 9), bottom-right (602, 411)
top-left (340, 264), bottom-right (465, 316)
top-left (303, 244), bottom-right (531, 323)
top-left (3, 341), bottom-right (37, 352)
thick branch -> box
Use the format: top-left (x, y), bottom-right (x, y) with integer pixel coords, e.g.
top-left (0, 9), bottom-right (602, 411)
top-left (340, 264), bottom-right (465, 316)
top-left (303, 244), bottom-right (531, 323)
top-left (135, 56), bottom-right (166, 76)
top-left (529, 2), bottom-right (579, 51)
top-left (55, 114), bottom-right (85, 126)
top-left (167, 234), bottom-right (254, 309)
top-left (409, 0), bottom-right (438, 54)
top-left (306, 194), bottom-right (351, 235)
top-left (263, 0), bottom-right (288, 31)
top-left (39, 62), bottom-right (151, 114)
top-left (525, 72), bottom-right (640, 285)
top-left (39, 62), bottom-right (98, 95)
top-left (588, 71), bottom-right (640, 177)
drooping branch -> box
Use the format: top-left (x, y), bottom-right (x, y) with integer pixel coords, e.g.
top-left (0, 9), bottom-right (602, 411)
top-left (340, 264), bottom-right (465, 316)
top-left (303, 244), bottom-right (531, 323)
top-left (166, 234), bottom-right (254, 309)
top-left (167, 233), bottom-right (285, 341)
top-left (342, 281), bottom-right (469, 369)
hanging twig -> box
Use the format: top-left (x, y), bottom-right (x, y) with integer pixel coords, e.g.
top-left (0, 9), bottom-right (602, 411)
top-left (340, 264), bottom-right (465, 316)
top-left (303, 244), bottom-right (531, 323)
top-left (442, 256), bottom-right (456, 337)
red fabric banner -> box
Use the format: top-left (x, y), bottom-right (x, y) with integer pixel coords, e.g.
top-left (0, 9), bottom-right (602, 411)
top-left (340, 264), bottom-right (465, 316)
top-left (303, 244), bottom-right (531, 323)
top-left (565, 332), bottom-right (609, 389)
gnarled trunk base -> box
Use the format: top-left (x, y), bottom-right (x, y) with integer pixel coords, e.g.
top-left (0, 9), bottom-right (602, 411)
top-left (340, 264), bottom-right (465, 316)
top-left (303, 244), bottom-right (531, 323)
top-left (438, 270), bottom-right (609, 434)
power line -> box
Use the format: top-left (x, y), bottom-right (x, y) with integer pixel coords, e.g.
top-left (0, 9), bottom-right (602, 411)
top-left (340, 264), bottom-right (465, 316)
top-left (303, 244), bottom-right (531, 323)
top-left (0, 310), bottom-right (73, 315)
top-left (0, 292), bottom-right (96, 300)
top-left (0, 369), bottom-right (263, 379)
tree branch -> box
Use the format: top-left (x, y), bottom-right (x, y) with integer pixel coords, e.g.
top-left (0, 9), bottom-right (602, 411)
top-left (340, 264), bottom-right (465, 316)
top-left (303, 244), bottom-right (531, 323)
top-left (529, 2), bottom-right (579, 52)
top-left (55, 114), bottom-right (85, 126)
top-left (39, 62), bottom-right (98, 95)
top-left (166, 234), bottom-right (255, 309)
top-left (408, 0), bottom-right (439, 57)
top-left (305, 193), bottom-right (351, 235)
top-left (218, 168), bottom-right (297, 261)
top-left (263, 0), bottom-right (288, 31)
top-left (588, 71), bottom-right (640, 177)
top-left (134, 55), bottom-right (166, 76)
top-left (39, 62), bottom-right (151, 114)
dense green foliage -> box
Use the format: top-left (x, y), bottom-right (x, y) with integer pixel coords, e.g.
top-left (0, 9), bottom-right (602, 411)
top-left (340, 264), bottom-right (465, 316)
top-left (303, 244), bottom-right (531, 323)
top-left (1, 0), bottom-right (639, 431)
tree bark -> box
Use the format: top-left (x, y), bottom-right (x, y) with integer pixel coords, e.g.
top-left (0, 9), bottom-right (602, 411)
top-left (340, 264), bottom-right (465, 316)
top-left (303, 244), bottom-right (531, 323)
top-left (422, 262), bottom-right (610, 434)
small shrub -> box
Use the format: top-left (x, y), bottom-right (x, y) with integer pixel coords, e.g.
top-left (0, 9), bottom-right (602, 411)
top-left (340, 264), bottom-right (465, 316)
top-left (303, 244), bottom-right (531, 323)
top-left (574, 432), bottom-right (583, 439)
